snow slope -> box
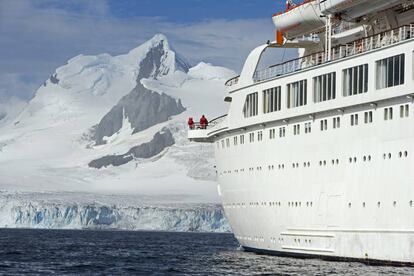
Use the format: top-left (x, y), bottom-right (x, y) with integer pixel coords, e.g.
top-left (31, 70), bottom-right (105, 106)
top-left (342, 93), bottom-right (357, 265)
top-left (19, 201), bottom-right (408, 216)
top-left (0, 34), bottom-right (235, 205)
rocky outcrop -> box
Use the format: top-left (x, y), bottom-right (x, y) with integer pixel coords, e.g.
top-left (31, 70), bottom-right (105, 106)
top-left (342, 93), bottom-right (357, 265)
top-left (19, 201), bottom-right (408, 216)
top-left (94, 84), bottom-right (184, 145)
top-left (0, 112), bottom-right (6, 121)
top-left (89, 128), bottom-right (175, 169)
top-left (93, 37), bottom-right (186, 145)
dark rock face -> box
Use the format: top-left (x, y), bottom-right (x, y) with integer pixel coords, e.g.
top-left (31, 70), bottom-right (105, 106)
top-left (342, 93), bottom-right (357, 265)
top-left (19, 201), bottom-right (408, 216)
top-left (94, 84), bottom-right (184, 145)
top-left (89, 128), bottom-right (175, 169)
top-left (50, 73), bottom-right (59, 84)
top-left (0, 112), bottom-right (6, 121)
top-left (93, 38), bottom-right (186, 145)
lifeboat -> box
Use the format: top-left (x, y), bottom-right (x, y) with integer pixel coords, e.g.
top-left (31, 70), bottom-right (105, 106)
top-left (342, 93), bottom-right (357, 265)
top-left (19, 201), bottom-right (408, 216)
top-left (272, 0), bottom-right (325, 41)
top-left (320, 0), bottom-right (404, 21)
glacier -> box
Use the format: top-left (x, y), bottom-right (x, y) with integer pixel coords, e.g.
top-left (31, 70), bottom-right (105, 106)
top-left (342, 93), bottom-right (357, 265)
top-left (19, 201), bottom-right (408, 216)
top-left (0, 34), bottom-right (237, 231)
top-left (0, 192), bottom-right (230, 232)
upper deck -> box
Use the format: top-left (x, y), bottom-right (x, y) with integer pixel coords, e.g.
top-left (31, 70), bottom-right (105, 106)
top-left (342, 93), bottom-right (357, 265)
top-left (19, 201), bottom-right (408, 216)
top-left (189, 24), bottom-right (414, 143)
top-left (225, 25), bottom-right (414, 91)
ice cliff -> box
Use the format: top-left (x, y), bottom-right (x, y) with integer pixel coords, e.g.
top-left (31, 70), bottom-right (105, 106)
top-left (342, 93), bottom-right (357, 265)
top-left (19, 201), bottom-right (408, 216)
top-left (0, 192), bottom-right (230, 232)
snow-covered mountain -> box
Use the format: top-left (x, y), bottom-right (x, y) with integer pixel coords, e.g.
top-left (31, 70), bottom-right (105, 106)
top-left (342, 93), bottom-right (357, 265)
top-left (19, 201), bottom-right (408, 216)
top-left (0, 34), bottom-right (236, 230)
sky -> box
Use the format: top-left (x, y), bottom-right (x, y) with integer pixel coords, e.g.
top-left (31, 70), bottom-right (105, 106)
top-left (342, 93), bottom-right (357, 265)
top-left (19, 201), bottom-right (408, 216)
top-left (0, 0), bottom-right (288, 104)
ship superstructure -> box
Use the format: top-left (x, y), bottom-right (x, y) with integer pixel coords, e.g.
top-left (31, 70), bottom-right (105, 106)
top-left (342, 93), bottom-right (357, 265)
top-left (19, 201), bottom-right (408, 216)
top-left (188, 0), bottom-right (414, 264)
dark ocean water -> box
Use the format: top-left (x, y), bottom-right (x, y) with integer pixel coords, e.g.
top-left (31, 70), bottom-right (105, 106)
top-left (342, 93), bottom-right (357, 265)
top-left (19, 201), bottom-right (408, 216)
top-left (0, 229), bottom-right (413, 275)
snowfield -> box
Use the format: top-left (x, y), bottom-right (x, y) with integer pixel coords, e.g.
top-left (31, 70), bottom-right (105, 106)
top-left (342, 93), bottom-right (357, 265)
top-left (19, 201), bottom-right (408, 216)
top-left (0, 34), bottom-right (236, 231)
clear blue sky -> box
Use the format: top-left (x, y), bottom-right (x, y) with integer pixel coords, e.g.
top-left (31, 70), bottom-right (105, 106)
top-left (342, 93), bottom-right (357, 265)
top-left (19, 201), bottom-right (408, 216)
top-left (107, 0), bottom-right (283, 22)
top-left (0, 0), bottom-right (287, 103)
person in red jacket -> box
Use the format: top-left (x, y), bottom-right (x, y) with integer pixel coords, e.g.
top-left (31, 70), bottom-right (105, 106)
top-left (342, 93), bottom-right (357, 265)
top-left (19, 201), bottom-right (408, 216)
top-left (188, 117), bottom-right (195, 129)
top-left (200, 115), bottom-right (208, 129)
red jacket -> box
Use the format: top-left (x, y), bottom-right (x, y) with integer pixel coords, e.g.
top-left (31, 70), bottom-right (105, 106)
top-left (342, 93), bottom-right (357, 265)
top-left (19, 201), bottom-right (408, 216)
top-left (200, 116), bottom-right (208, 125)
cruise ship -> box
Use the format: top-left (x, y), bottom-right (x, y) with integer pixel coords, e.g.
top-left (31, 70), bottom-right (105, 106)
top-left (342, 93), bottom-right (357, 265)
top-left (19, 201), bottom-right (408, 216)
top-left (188, 0), bottom-right (414, 264)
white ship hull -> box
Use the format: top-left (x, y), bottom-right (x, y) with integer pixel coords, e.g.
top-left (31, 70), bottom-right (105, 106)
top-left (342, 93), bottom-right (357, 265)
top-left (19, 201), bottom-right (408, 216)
top-left (188, 3), bottom-right (414, 262)
top-left (213, 36), bottom-right (414, 263)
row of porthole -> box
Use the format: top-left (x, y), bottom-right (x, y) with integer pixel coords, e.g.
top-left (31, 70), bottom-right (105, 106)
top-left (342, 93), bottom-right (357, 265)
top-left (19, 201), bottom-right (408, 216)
top-left (220, 150), bottom-right (410, 175)
top-left (348, 200), bottom-right (414, 208)
top-left (224, 201), bottom-right (312, 208)
top-left (288, 202), bottom-right (313, 207)
top-left (383, 151), bottom-right (409, 159)
top-left (294, 238), bottom-right (312, 245)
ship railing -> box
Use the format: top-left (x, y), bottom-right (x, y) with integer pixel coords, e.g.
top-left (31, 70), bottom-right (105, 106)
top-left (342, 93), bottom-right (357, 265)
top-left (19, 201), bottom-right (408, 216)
top-left (225, 75), bottom-right (240, 87)
top-left (188, 114), bottom-right (228, 131)
top-left (254, 24), bottom-right (414, 83)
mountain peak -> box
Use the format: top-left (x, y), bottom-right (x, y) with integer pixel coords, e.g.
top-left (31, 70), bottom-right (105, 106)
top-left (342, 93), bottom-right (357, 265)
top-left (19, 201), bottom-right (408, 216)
top-left (125, 34), bottom-right (189, 75)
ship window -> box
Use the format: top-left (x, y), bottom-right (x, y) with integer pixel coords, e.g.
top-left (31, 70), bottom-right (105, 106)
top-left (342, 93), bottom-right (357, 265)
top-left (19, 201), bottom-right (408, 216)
top-left (351, 114), bottom-right (359, 126)
top-left (249, 132), bottom-right (254, 142)
top-left (313, 72), bottom-right (336, 103)
top-left (263, 86), bottom-right (282, 113)
top-left (279, 127), bottom-right (286, 138)
top-left (384, 107), bottom-right (393, 120)
top-left (243, 92), bottom-right (259, 118)
top-left (240, 135), bottom-right (245, 144)
top-left (320, 119), bottom-right (327, 131)
top-left (333, 117), bottom-right (340, 129)
top-left (293, 124), bottom-right (300, 135)
top-left (287, 79), bottom-right (307, 108)
top-left (257, 131), bottom-right (263, 141)
top-left (364, 111), bottom-right (373, 124)
top-left (343, 64), bottom-right (368, 96)
top-left (304, 122), bottom-right (312, 134)
top-left (226, 138), bottom-right (230, 148)
top-left (400, 104), bottom-right (409, 118)
top-left (269, 129), bottom-right (276, 139)
top-left (221, 140), bottom-right (225, 148)
top-left (233, 136), bottom-right (238, 146)
top-left (216, 142), bottom-right (220, 149)
top-left (376, 54), bottom-right (405, 89)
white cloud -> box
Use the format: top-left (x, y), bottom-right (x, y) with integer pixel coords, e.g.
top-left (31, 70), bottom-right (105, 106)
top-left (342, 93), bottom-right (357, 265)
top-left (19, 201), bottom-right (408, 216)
top-left (0, 0), bottom-right (294, 103)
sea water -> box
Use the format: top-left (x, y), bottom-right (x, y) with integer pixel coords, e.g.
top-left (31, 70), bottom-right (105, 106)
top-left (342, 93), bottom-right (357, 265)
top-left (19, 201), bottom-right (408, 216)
top-left (0, 229), bottom-right (412, 275)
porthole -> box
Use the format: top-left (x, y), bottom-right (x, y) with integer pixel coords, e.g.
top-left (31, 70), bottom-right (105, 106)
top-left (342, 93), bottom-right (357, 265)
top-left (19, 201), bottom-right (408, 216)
top-left (405, 151), bottom-right (408, 157)
top-left (310, 202), bottom-right (313, 207)
top-left (307, 162), bottom-right (310, 167)
top-left (319, 161), bottom-right (322, 166)
top-left (363, 156), bottom-right (367, 162)
top-left (399, 152), bottom-right (403, 158)
top-left (393, 201), bottom-right (397, 207)
top-left (362, 202), bottom-right (366, 208)
top-left (383, 153), bottom-right (386, 160)
top-left (410, 200), bottom-right (413, 207)
top-left (353, 157), bottom-right (357, 163)
top-left (348, 203), bottom-right (352, 208)
top-left (336, 159), bottom-right (339, 164)
top-left (368, 155), bottom-right (371, 161)
top-left (349, 157), bottom-right (352, 163)
top-left (323, 160), bottom-right (327, 166)
top-left (388, 153), bottom-right (392, 159)
top-left (377, 202), bottom-right (381, 208)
